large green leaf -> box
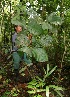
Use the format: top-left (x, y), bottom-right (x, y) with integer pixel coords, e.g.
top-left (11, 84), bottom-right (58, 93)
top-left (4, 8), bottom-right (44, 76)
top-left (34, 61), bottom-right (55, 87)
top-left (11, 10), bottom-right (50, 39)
top-left (11, 19), bottom-right (23, 26)
top-left (19, 46), bottom-right (32, 57)
top-left (49, 85), bottom-right (63, 90)
top-left (11, 18), bottom-right (26, 29)
top-left (16, 33), bottom-right (30, 46)
top-left (28, 19), bottom-right (43, 35)
top-left (47, 12), bottom-right (63, 25)
top-left (42, 22), bottom-right (52, 30)
top-left (39, 35), bottom-right (53, 47)
top-left (32, 48), bottom-right (48, 62)
top-left (19, 47), bottom-right (48, 62)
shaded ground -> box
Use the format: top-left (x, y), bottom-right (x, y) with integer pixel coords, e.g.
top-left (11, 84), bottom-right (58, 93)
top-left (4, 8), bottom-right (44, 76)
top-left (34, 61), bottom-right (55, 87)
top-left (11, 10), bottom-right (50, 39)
top-left (0, 51), bottom-right (70, 97)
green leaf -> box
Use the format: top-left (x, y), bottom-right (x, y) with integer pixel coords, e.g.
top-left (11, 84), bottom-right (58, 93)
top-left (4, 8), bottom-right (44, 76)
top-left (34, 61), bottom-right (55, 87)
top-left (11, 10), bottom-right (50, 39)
top-left (47, 12), bottom-right (63, 25)
top-left (47, 64), bottom-right (50, 74)
top-left (27, 90), bottom-right (36, 94)
top-left (36, 76), bottom-right (43, 82)
top-left (19, 46), bottom-right (32, 57)
top-left (34, 94), bottom-right (42, 97)
top-left (16, 34), bottom-right (30, 46)
top-left (28, 19), bottom-right (43, 35)
top-left (43, 66), bottom-right (57, 81)
top-left (54, 90), bottom-right (63, 97)
top-left (19, 66), bottom-right (27, 73)
top-left (27, 85), bottom-right (34, 88)
top-left (0, 75), bottom-right (2, 79)
top-left (47, 66), bottom-right (57, 77)
top-left (36, 89), bottom-right (45, 92)
top-left (11, 19), bottom-right (23, 26)
top-left (21, 73), bottom-right (25, 76)
top-left (30, 0), bottom-right (33, 3)
top-left (49, 85), bottom-right (63, 90)
top-left (42, 22), bottom-right (52, 30)
top-left (36, 82), bottom-right (45, 88)
top-left (13, 93), bottom-right (18, 96)
top-left (39, 35), bottom-right (53, 47)
top-left (46, 86), bottom-right (49, 97)
top-left (28, 79), bottom-right (37, 85)
top-left (5, 91), bottom-right (11, 95)
top-left (32, 48), bottom-right (48, 62)
top-left (35, 94), bottom-right (42, 97)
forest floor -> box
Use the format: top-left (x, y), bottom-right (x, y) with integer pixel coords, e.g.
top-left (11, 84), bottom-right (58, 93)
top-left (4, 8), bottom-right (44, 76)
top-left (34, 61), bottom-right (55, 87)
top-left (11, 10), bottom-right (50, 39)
top-left (0, 51), bottom-right (70, 97)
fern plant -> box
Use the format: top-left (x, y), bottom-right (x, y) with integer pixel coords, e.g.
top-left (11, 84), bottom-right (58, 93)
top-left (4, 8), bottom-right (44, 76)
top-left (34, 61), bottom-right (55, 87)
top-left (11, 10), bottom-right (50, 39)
top-left (27, 64), bottom-right (63, 97)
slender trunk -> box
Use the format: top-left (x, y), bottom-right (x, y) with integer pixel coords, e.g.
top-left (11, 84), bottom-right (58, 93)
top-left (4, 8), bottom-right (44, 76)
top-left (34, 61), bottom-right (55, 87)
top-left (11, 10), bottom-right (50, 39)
top-left (54, 0), bottom-right (65, 68)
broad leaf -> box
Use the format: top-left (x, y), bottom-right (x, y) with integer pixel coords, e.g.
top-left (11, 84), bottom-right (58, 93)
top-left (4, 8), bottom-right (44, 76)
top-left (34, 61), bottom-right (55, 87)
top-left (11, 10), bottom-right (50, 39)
top-left (47, 12), bottom-right (63, 25)
top-left (39, 35), bottom-right (53, 47)
top-left (42, 22), bottom-right (52, 30)
top-left (28, 19), bottom-right (43, 35)
top-left (32, 48), bottom-right (48, 62)
top-left (11, 20), bottom-right (23, 26)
